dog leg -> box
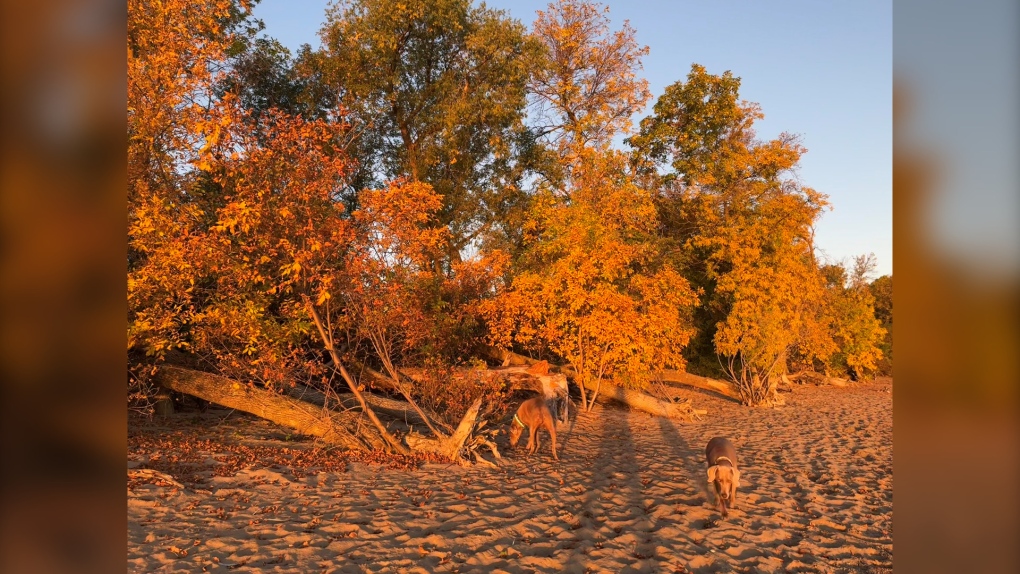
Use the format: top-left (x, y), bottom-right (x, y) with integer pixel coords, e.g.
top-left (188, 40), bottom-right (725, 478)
top-left (549, 423), bottom-right (558, 460)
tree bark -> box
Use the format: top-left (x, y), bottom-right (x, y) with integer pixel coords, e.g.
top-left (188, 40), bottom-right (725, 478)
top-left (371, 344), bottom-right (446, 439)
top-left (156, 366), bottom-right (379, 451)
top-left (153, 391), bottom-right (174, 417)
top-left (347, 360), bottom-right (454, 434)
top-left (577, 376), bottom-right (695, 419)
top-left (788, 371), bottom-right (849, 387)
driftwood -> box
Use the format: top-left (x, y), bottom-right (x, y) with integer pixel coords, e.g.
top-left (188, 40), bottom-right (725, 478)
top-left (405, 364), bottom-right (566, 398)
top-left (580, 377), bottom-right (700, 419)
top-left (285, 384), bottom-right (438, 431)
top-left (404, 397), bottom-right (483, 460)
top-left (788, 371), bottom-right (849, 387)
top-left (157, 366), bottom-right (496, 463)
top-left (657, 370), bottom-right (740, 401)
top-left (346, 360), bottom-right (454, 435)
top-left (156, 366), bottom-right (380, 451)
top-left (303, 297), bottom-right (409, 454)
top-left (484, 348), bottom-right (703, 419)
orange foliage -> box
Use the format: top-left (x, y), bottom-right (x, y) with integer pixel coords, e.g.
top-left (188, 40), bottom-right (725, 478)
top-left (485, 152), bottom-right (698, 410)
top-left (530, 0), bottom-right (650, 154)
top-left (130, 103), bottom-right (356, 389)
top-left (128, 0), bottom-right (255, 367)
top-left (799, 258), bottom-right (887, 380)
top-left (128, 0), bottom-right (884, 424)
top-left (630, 64), bottom-right (832, 405)
top-left (128, 0), bottom-right (252, 203)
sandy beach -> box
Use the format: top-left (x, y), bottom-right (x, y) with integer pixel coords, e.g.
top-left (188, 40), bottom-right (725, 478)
top-left (128, 378), bottom-right (892, 573)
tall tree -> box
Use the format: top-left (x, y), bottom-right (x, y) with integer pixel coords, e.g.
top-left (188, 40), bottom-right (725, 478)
top-left (484, 152), bottom-right (698, 412)
top-left (218, 37), bottom-right (319, 122)
top-left (128, 0), bottom-right (256, 358)
top-left (529, 0), bottom-right (650, 161)
top-left (317, 0), bottom-right (540, 262)
top-left (486, 2), bottom-right (695, 412)
top-left (630, 64), bottom-right (828, 405)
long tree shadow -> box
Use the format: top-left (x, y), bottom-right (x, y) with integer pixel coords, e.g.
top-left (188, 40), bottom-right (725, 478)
top-left (655, 416), bottom-right (705, 507)
top-left (562, 403), bottom-right (649, 573)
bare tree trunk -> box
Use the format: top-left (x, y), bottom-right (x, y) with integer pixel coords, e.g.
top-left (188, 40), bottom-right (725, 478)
top-left (156, 366), bottom-right (379, 451)
top-left (370, 336), bottom-right (446, 439)
top-left (285, 385), bottom-right (438, 431)
top-left (726, 352), bottom-right (785, 407)
top-left (153, 391), bottom-right (174, 417)
top-left (587, 376), bottom-right (603, 412)
top-left (577, 376), bottom-right (695, 419)
top-left (304, 297), bottom-right (410, 454)
top-left (575, 336), bottom-right (589, 412)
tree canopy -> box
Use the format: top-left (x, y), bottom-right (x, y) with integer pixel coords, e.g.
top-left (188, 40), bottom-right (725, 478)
top-left (129, 0), bottom-right (887, 417)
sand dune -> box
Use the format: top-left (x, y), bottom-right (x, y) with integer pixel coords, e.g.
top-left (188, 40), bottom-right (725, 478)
top-left (128, 378), bottom-right (892, 573)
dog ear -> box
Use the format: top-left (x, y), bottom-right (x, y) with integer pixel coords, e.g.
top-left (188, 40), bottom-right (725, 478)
top-left (706, 466), bottom-right (717, 483)
top-left (732, 468), bottom-right (740, 488)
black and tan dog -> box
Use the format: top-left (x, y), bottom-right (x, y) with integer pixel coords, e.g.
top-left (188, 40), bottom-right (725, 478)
top-left (705, 437), bottom-right (740, 517)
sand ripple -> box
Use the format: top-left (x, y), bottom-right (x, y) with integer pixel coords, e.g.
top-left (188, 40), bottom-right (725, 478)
top-left (129, 379), bottom-right (892, 573)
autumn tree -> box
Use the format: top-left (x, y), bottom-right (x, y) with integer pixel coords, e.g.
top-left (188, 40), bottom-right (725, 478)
top-left (128, 0), bottom-right (256, 205)
top-left (486, 1), bottom-right (696, 413)
top-left (128, 0), bottom-right (256, 370)
top-left (629, 64), bottom-right (829, 405)
top-left (810, 256), bottom-right (886, 380)
top-left (484, 153), bottom-right (698, 412)
top-left (529, 0), bottom-right (650, 156)
top-left (218, 36), bottom-right (324, 124)
top-left (869, 274), bottom-right (893, 373)
top-left (344, 180), bottom-right (510, 428)
top-left (316, 0), bottom-right (542, 263)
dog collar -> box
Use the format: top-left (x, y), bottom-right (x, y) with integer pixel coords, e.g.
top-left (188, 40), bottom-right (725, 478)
top-left (714, 456), bottom-right (733, 466)
top-left (512, 414), bottom-right (525, 428)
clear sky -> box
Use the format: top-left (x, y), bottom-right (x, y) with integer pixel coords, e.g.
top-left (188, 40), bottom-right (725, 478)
top-left (251, 0), bottom-right (892, 277)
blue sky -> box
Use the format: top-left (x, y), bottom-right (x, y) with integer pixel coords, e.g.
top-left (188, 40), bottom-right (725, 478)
top-left (251, 0), bottom-right (892, 277)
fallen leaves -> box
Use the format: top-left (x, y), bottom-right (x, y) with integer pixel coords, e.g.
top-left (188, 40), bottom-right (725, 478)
top-left (128, 413), bottom-right (455, 488)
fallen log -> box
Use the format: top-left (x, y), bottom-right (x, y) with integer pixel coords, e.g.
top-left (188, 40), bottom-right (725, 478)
top-left (128, 468), bottom-right (184, 489)
top-left (483, 348), bottom-right (701, 419)
top-left (578, 377), bottom-right (698, 419)
top-left (346, 360), bottom-right (453, 435)
top-left (788, 371), bottom-right (849, 387)
top-left (657, 370), bottom-right (740, 401)
top-left (159, 366), bottom-right (498, 462)
top-left (156, 366), bottom-right (380, 451)
top-left (285, 384), bottom-right (439, 431)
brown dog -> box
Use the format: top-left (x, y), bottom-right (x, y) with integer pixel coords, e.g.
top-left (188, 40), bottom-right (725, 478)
top-left (508, 397), bottom-right (558, 460)
top-left (705, 437), bottom-right (740, 517)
